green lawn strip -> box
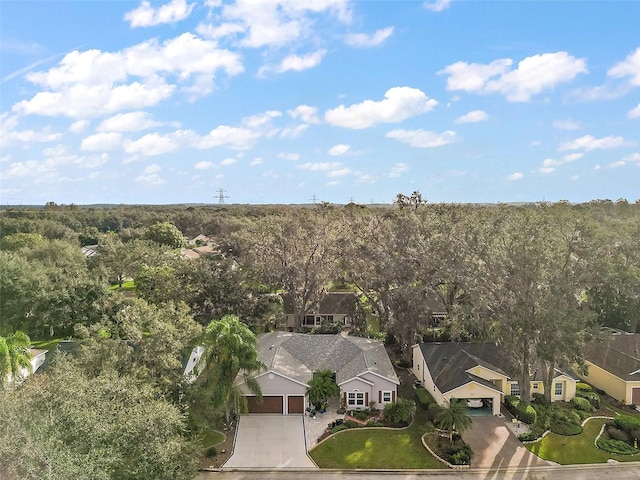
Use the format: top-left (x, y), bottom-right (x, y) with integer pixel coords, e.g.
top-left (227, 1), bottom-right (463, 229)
top-left (201, 427), bottom-right (225, 449)
top-left (108, 280), bottom-right (136, 291)
top-left (310, 405), bottom-right (445, 469)
top-left (526, 417), bottom-right (640, 464)
top-left (30, 338), bottom-right (61, 351)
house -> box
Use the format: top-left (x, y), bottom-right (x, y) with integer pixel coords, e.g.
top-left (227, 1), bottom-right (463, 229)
top-left (282, 292), bottom-right (357, 330)
top-left (236, 332), bottom-right (399, 414)
top-left (579, 333), bottom-right (640, 406)
top-left (411, 342), bottom-right (577, 415)
top-left (6, 348), bottom-right (48, 384)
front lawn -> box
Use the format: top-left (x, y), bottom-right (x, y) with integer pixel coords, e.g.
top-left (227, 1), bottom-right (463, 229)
top-left (526, 417), bottom-right (640, 464)
top-left (310, 390), bottom-right (446, 470)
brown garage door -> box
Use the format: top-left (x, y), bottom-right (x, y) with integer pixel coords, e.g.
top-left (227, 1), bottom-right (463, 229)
top-left (288, 396), bottom-right (304, 414)
top-left (632, 388), bottom-right (640, 406)
top-left (247, 396), bottom-right (283, 414)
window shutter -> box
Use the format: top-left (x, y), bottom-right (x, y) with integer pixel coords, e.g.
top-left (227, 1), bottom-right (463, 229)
top-left (379, 391), bottom-right (382, 403)
top-left (343, 392), bottom-right (347, 403)
top-left (392, 391), bottom-right (396, 402)
top-left (365, 392), bottom-right (369, 405)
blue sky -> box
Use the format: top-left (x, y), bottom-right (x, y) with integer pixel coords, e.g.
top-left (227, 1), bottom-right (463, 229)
top-left (1, 0), bottom-right (639, 205)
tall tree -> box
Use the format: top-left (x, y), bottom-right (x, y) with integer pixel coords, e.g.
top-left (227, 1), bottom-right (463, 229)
top-left (194, 315), bottom-right (263, 423)
top-left (0, 331), bottom-right (33, 387)
top-left (144, 221), bottom-right (188, 249)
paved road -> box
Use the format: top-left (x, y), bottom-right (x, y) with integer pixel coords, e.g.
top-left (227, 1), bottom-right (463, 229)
top-left (198, 463), bottom-right (640, 480)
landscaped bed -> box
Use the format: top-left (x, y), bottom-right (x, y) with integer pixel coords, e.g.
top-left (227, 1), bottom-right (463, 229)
top-left (526, 417), bottom-right (640, 464)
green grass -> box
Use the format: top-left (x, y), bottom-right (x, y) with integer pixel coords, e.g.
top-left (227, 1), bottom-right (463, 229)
top-left (109, 280), bottom-right (136, 291)
top-left (30, 338), bottom-right (61, 351)
top-left (309, 405), bottom-right (445, 469)
top-left (526, 417), bottom-right (640, 464)
top-left (201, 427), bottom-right (225, 449)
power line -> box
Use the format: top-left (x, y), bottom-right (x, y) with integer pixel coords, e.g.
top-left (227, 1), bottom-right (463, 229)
top-left (215, 188), bottom-right (230, 205)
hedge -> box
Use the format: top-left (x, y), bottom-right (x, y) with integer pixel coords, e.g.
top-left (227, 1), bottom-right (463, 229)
top-left (597, 438), bottom-right (640, 455)
top-left (415, 388), bottom-right (435, 409)
top-left (614, 415), bottom-right (640, 434)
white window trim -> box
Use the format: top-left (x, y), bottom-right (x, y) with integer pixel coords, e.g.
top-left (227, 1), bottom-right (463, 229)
top-left (382, 391), bottom-right (392, 403)
top-left (554, 382), bottom-right (563, 396)
top-left (347, 390), bottom-right (365, 407)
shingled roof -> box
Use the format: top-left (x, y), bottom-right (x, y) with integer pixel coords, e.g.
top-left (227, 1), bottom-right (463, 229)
top-left (256, 332), bottom-right (398, 386)
top-left (584, 333), bottom-right (640, 381)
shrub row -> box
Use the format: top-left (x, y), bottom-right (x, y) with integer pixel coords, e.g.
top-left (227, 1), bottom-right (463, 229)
top-left (505, 395), bottom-right (537, 424)
top-left (415, 387), bottom-right (436, 409)
top-left (597, 438), bottom-right (640, 455)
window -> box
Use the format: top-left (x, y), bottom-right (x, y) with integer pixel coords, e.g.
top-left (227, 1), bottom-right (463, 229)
top-left (347, 391), bottom-right (365, 407)
top-left (303, 315), bottom-right (315, 326)
top-left (532, 382), bottom-right (539, 390)
top-left (555, 382), bottom-right (563, 396)
top-left (382, 391), bottom-right (392, 403)
top-left (510, 383), bottom-right (520, 396)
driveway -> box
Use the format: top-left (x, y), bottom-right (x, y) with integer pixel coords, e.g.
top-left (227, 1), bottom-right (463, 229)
top-left (223, 415), bottom-right (317, 469)
top-left (462, 416), bottom-right (549, 469)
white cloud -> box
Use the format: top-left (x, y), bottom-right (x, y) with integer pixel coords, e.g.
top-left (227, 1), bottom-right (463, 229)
top-left (278, 152), bottom-right (300, 161)
top-left (607, 161), bottom-right (626, 169)
top-left (262, 50), bottom-right (326, 76)
top-left (97, 111), bottom-right (168, 132)
top-left (199, 0), bottom-right (351, 49)
top-left (195, 125), bottom-right (260, 150)
top-left (69, 120), bottom-right (89, 133)
top-left (80, 132), bottom-right (123, 151)
top-left (280, 124), bottom-right (309, 138)
top-left (250, 157), bottom-right (264, 166)
top-left (455, 110), bottom-right (488, 124)
top-left (288, 105), bottom-right (320, 124)
top-left (389, 162), bottom-right (409, 177)
top-left (328, 144), bottom-right (350, 156)
top-left (325, 87), bottom-right (437, 129)
top-left (439, 52), bottom-right (587, 102)
top-left (624, 152), bottom-right (640, 163)
top-left (194, 161), bottom-right (216, 170)
top-left (608, 47), bottom-right (640, 86)
top-left (386, 129), bottom-right (456, 148)
top-left (125, 132), bottom-right (179, 156)
top-left (241, 110), bottom-right (281, 129)
top-left (14, 33), bottom-right (243, 118)
top-left (559, 134), bottom-right (628, 151)
top-left (628, 103), bottom-right (640, 119)
top-left (553, 118), bottom-right (581, 130)
top-left (345, 27), bottom-right (394, 48)
top-left (299, 162), bottom-right (343, 171)
top-left (327, 167), bottom-right (351, 177)
top-left (507, 172), bottom-right (523, 181)
top-left (124, 0), bottom-right (195, 28)
top-left (220, 157), bottom-right (236, 166)
top-left (423, 0), bottom-right (450, 12)
top-left (538, 152), bottom-right (585, 174)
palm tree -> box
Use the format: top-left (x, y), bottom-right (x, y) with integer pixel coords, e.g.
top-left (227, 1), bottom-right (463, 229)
top-left (434, 399), bottom-right (472, 443)
top-left (307, 369), bottom-right (339, 410)
top-left (197, 315), bottom-right (263, 423)
top-left (0, 331), bottom-right (33, 387)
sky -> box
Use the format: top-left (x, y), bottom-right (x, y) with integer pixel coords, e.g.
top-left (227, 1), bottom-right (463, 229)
top-left (1, 0), bottom-right (639, 205)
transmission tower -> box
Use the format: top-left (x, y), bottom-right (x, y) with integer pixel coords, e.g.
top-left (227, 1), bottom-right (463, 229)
top-left (310, 194), bottom-right (317, 204)
top-left (215, 188), bottom-right (230, 205)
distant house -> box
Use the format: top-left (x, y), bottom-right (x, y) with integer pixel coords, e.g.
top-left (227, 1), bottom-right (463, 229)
top-left (6, 348), bottom-right (48, 384)
top-left (579, 333), bottom-right (640, 406)
top-left (81, 245), bottom-right (99, 257)
top-left (412, 342), bottom-right (577, 415)
top-left (282, 292), bottom-right (357, 330)
top-left (236, 332), bottom-right (399, 414)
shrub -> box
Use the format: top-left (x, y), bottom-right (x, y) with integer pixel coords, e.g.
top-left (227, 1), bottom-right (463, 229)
top-left (550, 410), bottom-right (582, 436)
top-left (577, 390), bottom-right (600, 408)
top-left (576, 382), bottom-right (593, 392)
top-left (343, 420), bottom-right (359, 428)
top-left (415, 388), bottom-right (435, 409)
top-left (449, 444), bottom-right (473, 465)
top-left (518, 424), bottom-right (547, 442)
top-left (607, 427), bottom-right (631, 443)
top-left (532, 393), bottom-right (549, 405)
top-left (572, 396), bottom-right (595, 412)
top-left (515, 402), bottom-right (537, 425)
top-left (355, 411), bottom-right (368, 422)
top-left (426, 403), bottom-right (443, 422)
top-left (504, 395), bottom-right (518, 411)
top-left (205, 446), bottom-right (217, 458)
top-left (331, 424), bottom-right (349, 434)
top-left (597, 438), bottom-right (640, 455)
top-left (631, 429), bottom-right (640, 442)
top-left (450, 451), bottom-right (470, 465)
top-left (614, 415), bottom-right (640, 434)
top-left (367, 420), bottom-right (384, 427)
top-left (383, 398), bottom-right (416, 426)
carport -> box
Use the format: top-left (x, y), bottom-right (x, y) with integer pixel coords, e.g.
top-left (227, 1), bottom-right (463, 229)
top-left (223, 415), bottom-right (316, 469)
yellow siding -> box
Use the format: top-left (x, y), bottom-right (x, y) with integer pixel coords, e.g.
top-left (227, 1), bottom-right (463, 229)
top-left (580, 361), bottom-right (627, 403)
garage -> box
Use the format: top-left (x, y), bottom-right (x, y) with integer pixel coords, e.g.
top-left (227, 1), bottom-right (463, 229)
top-left (287, 395), bottom-right (304, 414)
top-left (247, 395), bottom-right (283, 414)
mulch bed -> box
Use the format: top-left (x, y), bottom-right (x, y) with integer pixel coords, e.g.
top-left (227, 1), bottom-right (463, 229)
top-left (198, 426), bottom-right (236, 470)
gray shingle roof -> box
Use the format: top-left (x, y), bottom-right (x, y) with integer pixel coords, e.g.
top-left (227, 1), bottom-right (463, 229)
top-left (584, 333), bottom-right (640, 381)
top-left (257, 332), bottom-right (398, 386)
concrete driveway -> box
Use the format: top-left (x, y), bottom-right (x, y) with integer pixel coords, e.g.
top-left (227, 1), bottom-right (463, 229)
top-left (462, 416), bottom-right (549, 469)
top-left (223, 415), bottom-right (317, 469)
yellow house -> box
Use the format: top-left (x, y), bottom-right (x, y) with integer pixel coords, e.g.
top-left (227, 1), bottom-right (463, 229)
top-left (579, 333), bottom-right (640, 406)
top-left (411, 342), bottom-right (577, 415)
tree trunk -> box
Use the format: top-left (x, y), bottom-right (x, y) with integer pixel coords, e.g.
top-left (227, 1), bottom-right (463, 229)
top-left (542, 361), bottom-right (555, 404)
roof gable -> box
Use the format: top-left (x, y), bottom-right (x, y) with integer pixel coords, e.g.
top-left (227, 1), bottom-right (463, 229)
top-left (584, 334), bottom-right (640, 381)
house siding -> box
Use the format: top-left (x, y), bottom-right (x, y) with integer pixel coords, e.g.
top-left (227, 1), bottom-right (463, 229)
top-left (359, 372), bottom-right (398, 407)
top-left (580, 361), bottom-right (636, 404)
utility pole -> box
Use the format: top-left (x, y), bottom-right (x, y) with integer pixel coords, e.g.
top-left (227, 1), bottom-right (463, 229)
top-left (215, 188), bottom-right (230, 205)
